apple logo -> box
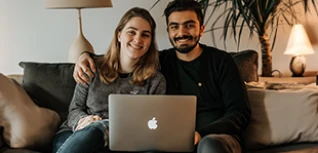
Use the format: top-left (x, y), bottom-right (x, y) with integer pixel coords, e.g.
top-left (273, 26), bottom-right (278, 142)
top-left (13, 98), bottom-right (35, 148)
top-left (147, 117), bottom-right (158, 130)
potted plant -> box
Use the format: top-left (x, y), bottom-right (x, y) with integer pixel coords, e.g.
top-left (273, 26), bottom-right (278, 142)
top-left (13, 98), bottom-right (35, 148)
top-left (152, 0), bottom-right (317, 77)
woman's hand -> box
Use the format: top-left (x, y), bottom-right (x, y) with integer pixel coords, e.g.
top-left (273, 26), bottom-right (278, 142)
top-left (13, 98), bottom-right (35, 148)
top-left (73, 52), bottom-right (96, 84)
top-left (75, 115), bottom-right (102, 131)
top-left (194, 131), bottom-right (201, 145)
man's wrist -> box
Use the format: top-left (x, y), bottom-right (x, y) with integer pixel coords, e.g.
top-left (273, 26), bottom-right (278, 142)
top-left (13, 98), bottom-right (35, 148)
top-left (80, 51), bottom-right (103, 58)
top-left (80, 51), bottom-right (92, 56)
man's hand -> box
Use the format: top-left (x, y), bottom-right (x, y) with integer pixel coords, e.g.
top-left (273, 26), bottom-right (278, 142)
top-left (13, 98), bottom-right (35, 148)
top-left (73, 52), bottom-right (96, 84)
top-left (75, 115), bottom-right (102, 131)
top-left (194, 131), bottom-right (201, 145)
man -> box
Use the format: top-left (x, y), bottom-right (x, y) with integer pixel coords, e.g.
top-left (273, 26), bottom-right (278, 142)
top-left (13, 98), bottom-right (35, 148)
top-left (73, 0), bottom-right (250, 152)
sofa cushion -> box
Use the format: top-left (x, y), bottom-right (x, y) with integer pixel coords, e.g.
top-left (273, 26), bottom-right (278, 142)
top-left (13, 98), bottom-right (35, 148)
top-left (19, 62), bottom-right (76, 122)
top-left (243, 87), bottom-right (318, 150)
top-left (0, 73), bottom-right (60, 150)
top-left (229, 50), bottom-right (259, 82)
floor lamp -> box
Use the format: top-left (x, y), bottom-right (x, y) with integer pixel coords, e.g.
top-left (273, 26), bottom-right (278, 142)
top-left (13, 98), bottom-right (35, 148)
top-left (46, 0), bottom-right (113, 62)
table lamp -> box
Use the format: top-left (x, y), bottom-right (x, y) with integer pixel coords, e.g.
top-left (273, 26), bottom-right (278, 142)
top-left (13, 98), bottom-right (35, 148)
top-left (46, 0), bottom-right (113, 62)
top-left (284, 24), bottom-right (315, 77)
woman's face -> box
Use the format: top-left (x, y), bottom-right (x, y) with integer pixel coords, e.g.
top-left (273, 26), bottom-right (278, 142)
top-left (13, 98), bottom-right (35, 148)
top-left (118, 17), bottom-right (152, 61)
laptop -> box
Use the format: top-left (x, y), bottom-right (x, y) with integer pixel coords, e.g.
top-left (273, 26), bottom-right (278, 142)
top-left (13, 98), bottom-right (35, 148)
top-left (108, 94), bottom-right (197, 152)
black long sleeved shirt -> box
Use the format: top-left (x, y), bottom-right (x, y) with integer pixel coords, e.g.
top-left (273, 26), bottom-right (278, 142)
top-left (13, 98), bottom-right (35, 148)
top-left (159, 44), bottom-right (251, 142)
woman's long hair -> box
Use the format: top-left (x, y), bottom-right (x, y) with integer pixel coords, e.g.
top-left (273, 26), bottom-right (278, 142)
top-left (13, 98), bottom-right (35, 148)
top-left (98, 7), bottom-right (158, 86)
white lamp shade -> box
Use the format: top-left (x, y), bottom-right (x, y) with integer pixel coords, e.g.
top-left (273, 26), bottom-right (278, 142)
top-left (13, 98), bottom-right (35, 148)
top-left (46, 0), bottom-right (112, 9)
top-left (284, 24), bottom-right (315, 56)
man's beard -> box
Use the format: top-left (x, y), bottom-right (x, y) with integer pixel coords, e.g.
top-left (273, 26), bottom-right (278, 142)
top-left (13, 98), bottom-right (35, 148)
top-left (169, 35), bottom-right (200, 54)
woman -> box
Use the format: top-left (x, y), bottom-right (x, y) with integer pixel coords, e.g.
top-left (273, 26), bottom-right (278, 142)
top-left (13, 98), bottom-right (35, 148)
top-left (52, 7), bottom-right (166, 153)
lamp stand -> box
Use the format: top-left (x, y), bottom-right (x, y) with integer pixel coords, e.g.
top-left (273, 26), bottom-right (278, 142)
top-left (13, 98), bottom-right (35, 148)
top-left (289, 55), bottom-right (306, 77)
top-left (68, 8), bottom-right (94, 63)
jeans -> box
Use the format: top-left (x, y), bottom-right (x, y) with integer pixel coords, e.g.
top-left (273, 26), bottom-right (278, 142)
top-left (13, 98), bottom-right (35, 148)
top-left (52, 121), bottom-right (109, 153)
top-left (197, 134), bottom-right (242, 153)
top-left (53, 122), bottom-right (241, 153)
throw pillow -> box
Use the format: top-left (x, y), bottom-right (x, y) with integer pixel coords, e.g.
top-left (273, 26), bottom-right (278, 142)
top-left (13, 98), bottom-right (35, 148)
top-left (243, 87), bottom-right (318, 150)
top-left (19, 62), bottom-right (76, 122)
top-left (229, 50), bottom-right (259, 82)
top-left (0, 73), bottom-right (60, 150)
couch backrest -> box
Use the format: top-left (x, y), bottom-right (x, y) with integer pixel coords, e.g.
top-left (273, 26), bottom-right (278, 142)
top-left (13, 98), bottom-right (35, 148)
top-left (15, 50), bottom-right (258, 124)
top-left (229, 50), bottom-right (259, 82)
top-left (18, 62), bottom-right (76, 123)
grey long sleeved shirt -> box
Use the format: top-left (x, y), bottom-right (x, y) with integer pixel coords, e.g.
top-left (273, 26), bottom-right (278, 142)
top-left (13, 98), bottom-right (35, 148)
top-left (58, 63), bottom-right (166, 133)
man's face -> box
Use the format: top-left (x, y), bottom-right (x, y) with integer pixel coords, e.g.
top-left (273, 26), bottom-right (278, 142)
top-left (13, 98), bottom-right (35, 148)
top-left (167, 10), bottom-right (204, 54)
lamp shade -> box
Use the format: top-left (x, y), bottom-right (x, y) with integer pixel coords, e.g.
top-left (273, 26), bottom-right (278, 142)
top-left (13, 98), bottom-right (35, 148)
top-left (284, 24), bottom-right (315, 56)
top-left (46, 0), bottom-right (112, 9)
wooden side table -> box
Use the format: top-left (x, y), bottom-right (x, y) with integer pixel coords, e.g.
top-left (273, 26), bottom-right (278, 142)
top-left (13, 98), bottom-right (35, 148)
top-left (259, 76), bottom-right (316, 84)
top-left (259, 71), bottom-right (317, 84)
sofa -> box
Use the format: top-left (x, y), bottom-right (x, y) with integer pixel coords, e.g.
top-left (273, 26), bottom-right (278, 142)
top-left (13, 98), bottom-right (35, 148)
top-left (0, 50), bottom-right (318, 153)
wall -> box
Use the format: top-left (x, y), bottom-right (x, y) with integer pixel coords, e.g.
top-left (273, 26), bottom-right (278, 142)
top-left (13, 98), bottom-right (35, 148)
top-left (199, 1), bottom-right (318, 76)
top-left (1, 0), bottom-right (317, 76)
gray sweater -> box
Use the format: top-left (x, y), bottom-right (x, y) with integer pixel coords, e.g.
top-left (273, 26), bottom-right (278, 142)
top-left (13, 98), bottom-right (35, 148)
top-left (58, 66), bottom-right (166, 132)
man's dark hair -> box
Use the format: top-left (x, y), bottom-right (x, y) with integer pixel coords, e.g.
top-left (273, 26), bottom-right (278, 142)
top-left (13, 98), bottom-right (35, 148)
top-left (164, 0), bottom-right (204, 26)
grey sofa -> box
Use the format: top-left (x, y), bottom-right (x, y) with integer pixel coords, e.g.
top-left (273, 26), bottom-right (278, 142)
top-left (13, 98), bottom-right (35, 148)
top-left (1, 50), bottom-right (318, 153)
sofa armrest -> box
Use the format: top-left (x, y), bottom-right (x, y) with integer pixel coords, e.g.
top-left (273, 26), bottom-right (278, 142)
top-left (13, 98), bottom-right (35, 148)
top-left (7, 74), bottom-right (23, 84)
top-left (244, 87), bottom-right (318, 150)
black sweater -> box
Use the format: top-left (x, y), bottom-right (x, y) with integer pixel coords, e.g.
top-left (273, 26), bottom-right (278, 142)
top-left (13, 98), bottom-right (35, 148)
top-left (159, 44), bottom-right (251, 142)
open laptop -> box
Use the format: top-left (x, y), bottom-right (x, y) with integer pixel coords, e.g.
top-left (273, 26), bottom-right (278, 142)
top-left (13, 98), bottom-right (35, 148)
top-left (108, 94), bottom-right (197, 152)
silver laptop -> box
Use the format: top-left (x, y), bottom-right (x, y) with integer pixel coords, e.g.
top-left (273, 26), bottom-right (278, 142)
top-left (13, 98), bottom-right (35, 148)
top-left (108, 94), bottom-right (197, 152)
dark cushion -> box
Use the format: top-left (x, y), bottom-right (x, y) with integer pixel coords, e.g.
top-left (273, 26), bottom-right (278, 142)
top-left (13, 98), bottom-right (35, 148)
top-left (19, 62), bottom-right (76, 122)
top-left (0, 127), bottom-right (3, 148)
top-left (229, 50), bottom-right (259, 82)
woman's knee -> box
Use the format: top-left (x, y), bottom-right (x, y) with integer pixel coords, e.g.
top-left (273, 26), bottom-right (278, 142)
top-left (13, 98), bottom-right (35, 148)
top-left (52, 131), bottom-right (73, 153)
top-left (74, 124), bottom-right (105, 140)
top-left (54, 122), bottom-right (108, 153)
top-left (56, 126), bottom-right (105, 153)
top-left (85, 121), bottom-right (108, 133)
